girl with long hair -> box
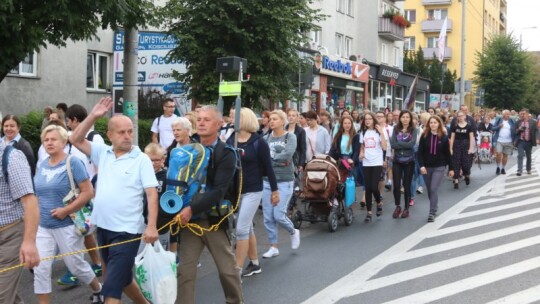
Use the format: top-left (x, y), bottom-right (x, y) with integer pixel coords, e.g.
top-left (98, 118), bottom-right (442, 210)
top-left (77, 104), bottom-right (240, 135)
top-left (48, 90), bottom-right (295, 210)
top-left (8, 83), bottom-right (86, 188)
top-left (390, 110), bottom-right (418, 219)
top-left (418, 116), bottom-right (454, 222)
top-left (449, 110), bottom-right (475, 189)
top-left (357, 112), bottom-right (387, 223)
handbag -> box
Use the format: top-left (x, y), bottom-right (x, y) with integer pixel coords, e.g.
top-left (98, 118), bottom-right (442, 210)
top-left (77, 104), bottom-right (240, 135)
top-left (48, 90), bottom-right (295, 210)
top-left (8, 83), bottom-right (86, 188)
top-left (62, 155), bottom-right (96, 236)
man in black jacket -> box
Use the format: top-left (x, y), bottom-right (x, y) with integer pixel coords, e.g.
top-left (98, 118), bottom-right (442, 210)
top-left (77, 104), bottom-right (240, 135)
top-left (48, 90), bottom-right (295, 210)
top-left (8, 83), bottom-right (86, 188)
top-left (515, 108), bottom-right (540, 176)
top-left (175, 105), bottom-right (243, 304)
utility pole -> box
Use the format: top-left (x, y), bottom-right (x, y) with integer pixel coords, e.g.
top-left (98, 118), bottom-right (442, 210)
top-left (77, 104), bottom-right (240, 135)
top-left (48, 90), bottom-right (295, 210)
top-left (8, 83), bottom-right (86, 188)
top-left (460, 0), bottom-right (466, 106)
top-left (123, 28), bottom-right (139, 145)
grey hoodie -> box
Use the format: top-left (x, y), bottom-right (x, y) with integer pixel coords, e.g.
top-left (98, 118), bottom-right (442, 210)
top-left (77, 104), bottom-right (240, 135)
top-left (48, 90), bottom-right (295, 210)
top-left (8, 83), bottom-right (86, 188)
top-left (263, 132), bottom-right (297, 182)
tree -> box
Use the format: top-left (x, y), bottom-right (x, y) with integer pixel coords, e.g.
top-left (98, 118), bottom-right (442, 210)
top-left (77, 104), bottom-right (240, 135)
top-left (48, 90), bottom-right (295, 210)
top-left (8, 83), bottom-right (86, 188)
top-left (428, 54), bottom-right (443, 94)
top-left (163, 0), bottom-right (325, 108)
top-left (0, 0), bottom-right (155, 82)
top-left (443, 70), bottom-right (457, 94)
top-left (403, 50), bottom-right (418, 75)
top-left (473, 34), bottom-right (533, 110)
top-left (415, 46), bottom-right (429, 78)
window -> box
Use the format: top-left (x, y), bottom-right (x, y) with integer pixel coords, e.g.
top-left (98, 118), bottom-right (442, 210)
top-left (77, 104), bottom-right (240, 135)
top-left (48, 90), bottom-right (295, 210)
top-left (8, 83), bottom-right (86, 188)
top-left (405, 10), bottom-right (416, 23)
top-left (346, 0), bottom-right (353, 16)
top-left (310, 29), bottom-right (321, 45)
top-left (393, 47), bottom-right (400, 67)
top-left (427, 37), bottom-right (440, 48)
top-left (335, 33), bottom-right (344, 56)
top-left (381, 43), bottom-right (388, 64)
top-left (404, 37), bottom-right (416, 50)
top-left (337, 0), bottom-right (345, 13)
top-left (87, 52), bottom-right (109, 90)
top-left (9, 53), bottom-right (37, 76)
top-left (427, 9), bottom-right (448, 20)
top-left (381, 2), bottom-right (389, 15)
top-left (345, 37), bottom-right (353, 59)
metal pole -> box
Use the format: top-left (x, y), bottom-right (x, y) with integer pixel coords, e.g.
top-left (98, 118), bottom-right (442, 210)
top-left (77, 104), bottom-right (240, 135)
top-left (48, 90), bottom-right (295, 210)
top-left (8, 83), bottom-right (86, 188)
top-left (459, 0), bottom-right (466, 106)
top-left (124, 28), bottom-right (139, 145)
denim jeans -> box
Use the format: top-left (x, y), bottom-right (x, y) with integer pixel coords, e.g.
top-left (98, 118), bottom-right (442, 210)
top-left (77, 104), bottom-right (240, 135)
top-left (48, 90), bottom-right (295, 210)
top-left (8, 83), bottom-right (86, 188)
top-left (235, 191), bottom-right (263, 241)
top-left (517, 140), bottom-right (533, 172)
top-left (262, 180), bottom-right (295, 244)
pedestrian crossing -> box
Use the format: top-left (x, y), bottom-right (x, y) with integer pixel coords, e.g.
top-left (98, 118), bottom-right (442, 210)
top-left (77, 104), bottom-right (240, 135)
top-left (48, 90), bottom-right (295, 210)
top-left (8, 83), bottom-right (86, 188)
top-left (303, 150), bottom-right (540, 304)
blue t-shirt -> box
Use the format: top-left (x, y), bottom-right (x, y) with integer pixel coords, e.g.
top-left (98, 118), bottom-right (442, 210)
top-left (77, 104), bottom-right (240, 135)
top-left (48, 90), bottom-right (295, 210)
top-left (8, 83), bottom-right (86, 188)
top-left (34, 156), bottom-right (89, 229)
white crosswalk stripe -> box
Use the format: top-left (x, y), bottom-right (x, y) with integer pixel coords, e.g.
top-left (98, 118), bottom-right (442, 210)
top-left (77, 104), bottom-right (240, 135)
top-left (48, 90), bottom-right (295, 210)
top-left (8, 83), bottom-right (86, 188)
top-left (303, 150), bottom-right (540, 304)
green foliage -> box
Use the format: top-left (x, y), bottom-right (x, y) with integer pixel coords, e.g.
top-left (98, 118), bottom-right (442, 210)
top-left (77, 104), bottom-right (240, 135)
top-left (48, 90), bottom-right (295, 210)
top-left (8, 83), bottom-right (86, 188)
top-left (427, 55), bottom-right (456, 94)
top-left (473, 34), bottom-right (533, 110)
top-left (19, 111), bottom-right (44, 156)
top-left (0, 0), bottom-right (156, 82)
top-left (138, 118), bottom-right (153, 149)
top-left (162, 0), bottom-right (326, 107)
top-left (415, 47), bottom-right (429, 78)
top-left (443, 70), bottom-right (457, 94)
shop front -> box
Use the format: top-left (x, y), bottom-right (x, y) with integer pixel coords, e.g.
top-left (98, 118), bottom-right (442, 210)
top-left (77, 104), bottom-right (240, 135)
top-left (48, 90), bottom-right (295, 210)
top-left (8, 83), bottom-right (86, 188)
top-left (311, 54), bottom-right (370, 115)
top-left (368, 63), bottom-right (430, 112)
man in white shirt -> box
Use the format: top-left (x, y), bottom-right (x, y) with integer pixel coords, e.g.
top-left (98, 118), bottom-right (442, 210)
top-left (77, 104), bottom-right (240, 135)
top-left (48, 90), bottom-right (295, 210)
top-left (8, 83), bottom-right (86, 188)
top-left (151, 98), bottom-right (178, 150)
top-left (492, 110), bottom-right (515, 175)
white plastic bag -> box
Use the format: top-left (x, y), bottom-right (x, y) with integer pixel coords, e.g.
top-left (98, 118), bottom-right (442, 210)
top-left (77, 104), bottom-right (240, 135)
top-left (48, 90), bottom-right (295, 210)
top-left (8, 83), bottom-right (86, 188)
top-left (135, 242), bottom-right (177, 304)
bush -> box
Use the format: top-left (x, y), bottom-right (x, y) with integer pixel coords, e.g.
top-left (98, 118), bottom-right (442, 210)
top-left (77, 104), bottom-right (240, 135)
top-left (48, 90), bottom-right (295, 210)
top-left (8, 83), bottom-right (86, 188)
top-left (18, 112), bottom-right (153, 154)
top-left (19, 111), bottom-right (44, 156)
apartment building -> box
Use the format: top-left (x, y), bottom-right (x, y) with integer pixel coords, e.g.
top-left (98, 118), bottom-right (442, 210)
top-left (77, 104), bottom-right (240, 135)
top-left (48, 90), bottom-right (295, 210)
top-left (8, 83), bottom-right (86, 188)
top-left (306, 0), bottom-right (430, 113)
top-left (403, 0), bottom-right (507, 107)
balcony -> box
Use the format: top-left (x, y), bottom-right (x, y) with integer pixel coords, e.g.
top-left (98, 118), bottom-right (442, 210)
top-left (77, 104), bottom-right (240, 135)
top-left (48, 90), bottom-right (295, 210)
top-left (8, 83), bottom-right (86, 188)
top-left (422, 0), bottom-right (451, 5)
top-left (378, 17), bottom-right (405, 41)
top-left (500, 12), bottom-right (506, 23)
top-left (423, 47), bottom-right (452, 60)
top-left (422, 18), bottom-right (453, 33)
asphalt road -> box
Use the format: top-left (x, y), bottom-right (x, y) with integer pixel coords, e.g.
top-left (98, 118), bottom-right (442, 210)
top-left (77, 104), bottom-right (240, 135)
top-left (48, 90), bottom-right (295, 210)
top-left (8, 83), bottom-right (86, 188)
top-left (16, 148), bottom-right (540, 304)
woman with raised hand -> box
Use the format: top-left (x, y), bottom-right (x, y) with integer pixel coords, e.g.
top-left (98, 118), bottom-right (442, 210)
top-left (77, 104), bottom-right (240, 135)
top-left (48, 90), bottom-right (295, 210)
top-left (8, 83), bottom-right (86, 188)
top-left (261, 110), bottom-right (300, 258)
top-left (358, 112), bottom-right (387, 223)
top-left (449, 110), bottom-right (475, 189)
top-left (418, 116), bottom-right (454, 222)
top-left (33, 125), bottom-right (103, 304)
top-left (390, 110), bottom-right (418, 219)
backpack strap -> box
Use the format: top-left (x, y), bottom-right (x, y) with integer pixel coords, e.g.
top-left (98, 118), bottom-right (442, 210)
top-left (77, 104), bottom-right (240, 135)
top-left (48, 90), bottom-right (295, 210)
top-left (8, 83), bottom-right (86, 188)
top-left (2, 145), bottom-right (14, 178)
top-left (86, 130), bottom-right (99, 142)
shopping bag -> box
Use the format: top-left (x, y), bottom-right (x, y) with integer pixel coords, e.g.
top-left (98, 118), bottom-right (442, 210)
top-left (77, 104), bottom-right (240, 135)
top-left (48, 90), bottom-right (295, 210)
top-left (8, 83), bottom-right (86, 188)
top-left (135, 242), bottom-right (177, 304)
top-left (63, 155), bottom-right (96, 236)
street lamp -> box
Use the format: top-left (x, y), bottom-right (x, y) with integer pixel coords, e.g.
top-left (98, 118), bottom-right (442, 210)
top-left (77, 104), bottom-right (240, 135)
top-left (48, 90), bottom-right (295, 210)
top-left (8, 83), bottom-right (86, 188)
top-left (519, 26), bottom-right (538, 51)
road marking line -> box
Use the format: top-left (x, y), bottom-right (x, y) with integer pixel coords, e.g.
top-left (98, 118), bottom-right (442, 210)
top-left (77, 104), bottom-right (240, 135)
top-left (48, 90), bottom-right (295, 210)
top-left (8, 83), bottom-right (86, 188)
top-left (381, 256), bottom-right (540, 304)
top-left (485, 284), bottom-right (540, 304)
top-left (342, 234), bottom-right (540, 296)
top-left (456, 197), bottom-right (540, 218)
top-left (394, 219), bottom-right (540, 263)
top-left (434, 207), bottom-right (540, 236)
top-left (475, 188), bottom-right (540, 205)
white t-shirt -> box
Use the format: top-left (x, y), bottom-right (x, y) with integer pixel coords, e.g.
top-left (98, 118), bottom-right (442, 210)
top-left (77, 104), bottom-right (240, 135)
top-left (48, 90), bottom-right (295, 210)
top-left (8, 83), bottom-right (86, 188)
top-left (383, 124), bottom-right (393, 157)
top-left (151, 114), bottom-right (178, 149)
top-left (304, 127), bottom-right (319, 161)
top-left (498, 120), bottom-right (512, 143)
top-left (359, 129), bottom-right (387, 167)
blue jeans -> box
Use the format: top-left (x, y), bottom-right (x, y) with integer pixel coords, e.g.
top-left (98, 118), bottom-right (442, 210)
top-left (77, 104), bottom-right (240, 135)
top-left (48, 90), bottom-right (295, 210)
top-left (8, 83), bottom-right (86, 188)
top-left (235, 191), bottom-right (263, 241)
top-left (262, 180), bottom-right (295, 244)
top-left (517, 140), bottom-right (533, 172)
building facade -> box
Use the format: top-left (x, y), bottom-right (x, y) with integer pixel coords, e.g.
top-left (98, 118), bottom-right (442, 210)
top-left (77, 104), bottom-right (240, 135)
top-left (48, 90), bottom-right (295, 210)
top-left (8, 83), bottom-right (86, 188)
top-left (404, 0), bottom-right (507, 109)
top-left (305, 0), bottom-right (430, 114)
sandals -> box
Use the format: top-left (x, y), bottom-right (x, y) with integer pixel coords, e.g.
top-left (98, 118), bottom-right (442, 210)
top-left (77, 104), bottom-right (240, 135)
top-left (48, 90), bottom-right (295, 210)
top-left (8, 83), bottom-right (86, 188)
top-left (364, 214), bottom-right (372, 223)
top-left (376, 202), bottom-right (383, 217)
top-left (360, 201), bottom-right (366, 209)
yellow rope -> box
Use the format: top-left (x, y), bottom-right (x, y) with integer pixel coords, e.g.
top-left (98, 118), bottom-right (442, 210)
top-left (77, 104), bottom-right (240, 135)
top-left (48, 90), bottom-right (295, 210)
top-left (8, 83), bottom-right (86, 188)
top-left (0, 166), bottom-right (243, 275)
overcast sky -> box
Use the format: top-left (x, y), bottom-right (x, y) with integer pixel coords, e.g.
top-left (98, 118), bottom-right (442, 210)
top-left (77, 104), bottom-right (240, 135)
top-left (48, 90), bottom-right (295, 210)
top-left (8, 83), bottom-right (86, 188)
top-left (507, 0), bottom-right (540, 51)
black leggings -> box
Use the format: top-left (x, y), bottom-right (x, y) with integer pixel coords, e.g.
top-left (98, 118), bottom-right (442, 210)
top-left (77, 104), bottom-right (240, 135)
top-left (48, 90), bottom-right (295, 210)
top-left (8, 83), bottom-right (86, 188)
top-left (392, 161), bottom-right (415, 209)
top-left (362, 166), bottom-right (383, 212)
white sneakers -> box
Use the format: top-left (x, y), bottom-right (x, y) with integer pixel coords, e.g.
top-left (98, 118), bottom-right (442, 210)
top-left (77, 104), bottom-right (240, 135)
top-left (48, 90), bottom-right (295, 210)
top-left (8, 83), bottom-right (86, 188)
top-left (262, 247), bottom-right (279, 258)
top-left (291, 229), bottom-right (301, 250)
top-left (262, 229), bottom-right (301, 258)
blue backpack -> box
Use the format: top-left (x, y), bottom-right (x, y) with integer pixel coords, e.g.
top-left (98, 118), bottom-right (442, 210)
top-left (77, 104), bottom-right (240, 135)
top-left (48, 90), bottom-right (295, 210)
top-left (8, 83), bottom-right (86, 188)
top-left (160, 143), bottom-right (211, 215)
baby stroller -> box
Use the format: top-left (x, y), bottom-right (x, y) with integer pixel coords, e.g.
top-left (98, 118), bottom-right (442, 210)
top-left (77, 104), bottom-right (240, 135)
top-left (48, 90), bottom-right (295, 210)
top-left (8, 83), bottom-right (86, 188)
top-left (478, 131), bottom-right (494, 163)
top-left (291, 155), bottom-right (355, 232)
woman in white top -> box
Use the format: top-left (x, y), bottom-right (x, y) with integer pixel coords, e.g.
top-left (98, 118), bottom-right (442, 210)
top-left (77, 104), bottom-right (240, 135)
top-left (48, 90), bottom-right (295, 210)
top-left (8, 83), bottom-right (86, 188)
top-left (358, 112), bottom-right (387, 223)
